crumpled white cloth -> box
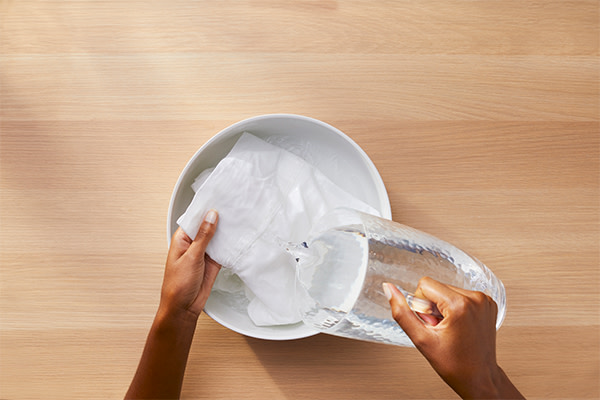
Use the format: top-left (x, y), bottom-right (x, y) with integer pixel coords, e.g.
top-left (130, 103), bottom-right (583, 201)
top-left (177, 132), bottom-right (379, 326)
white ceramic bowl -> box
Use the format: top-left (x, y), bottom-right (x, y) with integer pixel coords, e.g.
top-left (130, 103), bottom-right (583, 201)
top-left (167, 114), bottom-right (392, 340)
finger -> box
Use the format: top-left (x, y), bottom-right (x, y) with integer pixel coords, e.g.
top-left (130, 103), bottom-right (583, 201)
top-left (167, 227), bottom-right (193, 264)
top-left (441, 284), bottom-right (482, 298)
top-left (202, 255), bottom-right (222, 290)
top-left (194, 257), bottom-right (222, 311)
top-left (417, 312), bottom-right (442, 326)
top-left (187, 209), bottom-right (218, 260)
top-left (383, 283), bottom-right (431, 345)
top-left (415, 278), bottom-right (480, 309)
top-left (414, 276), bottom-right (464, 317)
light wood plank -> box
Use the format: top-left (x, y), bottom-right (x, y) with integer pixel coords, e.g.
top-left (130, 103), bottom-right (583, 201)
top-left (1, 1), bottom-right (598, 398)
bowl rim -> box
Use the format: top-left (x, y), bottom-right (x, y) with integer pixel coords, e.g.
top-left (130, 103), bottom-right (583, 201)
top-left (167, 113), bottom-right (392, 340)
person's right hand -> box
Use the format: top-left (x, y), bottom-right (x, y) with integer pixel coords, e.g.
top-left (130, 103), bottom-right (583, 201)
top-left (383, 277), bottom-right (524, 399)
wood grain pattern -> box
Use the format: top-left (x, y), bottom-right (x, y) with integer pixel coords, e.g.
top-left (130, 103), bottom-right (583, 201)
top-left (1, 1), bottom-right (598, 399)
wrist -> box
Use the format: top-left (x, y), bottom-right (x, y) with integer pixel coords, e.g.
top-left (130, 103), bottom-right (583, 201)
top-left (460, 365), bottom-right (523, 399)
top-left (490, 366), bottom-right (524, 399)
top-left (154, 304), bottom-right (199, 334)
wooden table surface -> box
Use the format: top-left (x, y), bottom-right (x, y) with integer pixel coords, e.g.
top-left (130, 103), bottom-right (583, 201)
top-left (1, 1), bottom-right (598, 399)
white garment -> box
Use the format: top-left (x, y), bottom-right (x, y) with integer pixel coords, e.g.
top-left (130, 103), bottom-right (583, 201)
top-left (177, 132), bottom-right (379, 326)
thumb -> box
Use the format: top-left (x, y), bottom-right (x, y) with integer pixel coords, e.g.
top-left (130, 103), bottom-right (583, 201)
top-left (187, 209), bottom-right (218, 260)
top-left (383, 283), bottom-right (431, 346)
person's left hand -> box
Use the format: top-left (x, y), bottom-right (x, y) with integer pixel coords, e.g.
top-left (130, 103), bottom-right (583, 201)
top-left (159, 209), bottom-right (221, 322)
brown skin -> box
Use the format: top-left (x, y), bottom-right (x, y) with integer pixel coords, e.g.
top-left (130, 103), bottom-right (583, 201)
top-left (125, 210), bottom-right (221, 400)
top-left (126, 210), bottom-right (522, 399)
top-left (384, 277), bottom-right (524, 399)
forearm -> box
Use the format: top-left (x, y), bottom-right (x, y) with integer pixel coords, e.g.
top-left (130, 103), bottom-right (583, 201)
top-left (488, 366), bottom-right (524, 400)
top-left (453, 365), bottom-right (524, 400)
top-left (125, 307), bottom-right (198, 400)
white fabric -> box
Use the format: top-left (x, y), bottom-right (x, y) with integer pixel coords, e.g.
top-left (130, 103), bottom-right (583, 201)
top-left (177, 132), bottom-right (379, 326)
top-left (190, 167), bottom-right (214, 193)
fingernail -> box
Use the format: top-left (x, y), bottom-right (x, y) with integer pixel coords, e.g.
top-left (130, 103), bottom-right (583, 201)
top-left (382, 283), bottom-right (393, 301)
top-left (205, 209), bottom-right (217, 224)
